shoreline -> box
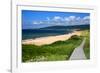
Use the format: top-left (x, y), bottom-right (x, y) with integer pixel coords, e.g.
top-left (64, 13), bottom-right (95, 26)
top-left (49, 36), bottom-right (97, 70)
top-left (22, 31), bottom-right (82, 46)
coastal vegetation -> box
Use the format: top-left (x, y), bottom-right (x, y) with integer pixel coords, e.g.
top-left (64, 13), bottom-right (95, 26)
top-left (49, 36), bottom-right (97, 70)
top-left (81, 30), bottom-right (90, 59)
top-left (22, 34), bottom-right (83, 62)
top-left (22, 29), bottom-right (90, 62)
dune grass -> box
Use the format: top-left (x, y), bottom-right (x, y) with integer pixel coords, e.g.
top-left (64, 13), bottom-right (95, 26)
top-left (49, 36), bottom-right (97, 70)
top-left (22, 35), bottom-right (83, 62)
top-left (81, 30), bottom-right (90, 59)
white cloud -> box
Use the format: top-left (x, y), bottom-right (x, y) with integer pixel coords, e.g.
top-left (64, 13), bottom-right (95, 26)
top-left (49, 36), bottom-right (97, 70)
top-left (64, 16), bottom-right (90, 25)
top-left (64, 16), bottom-right (80, 25)
top-left (33, 21), bottom-right (43, 24)
top-left (82, 16), bottom-right (90, 24)
top-left (76, 17), bottom-right (81, 21)
top-left (83, 16), bottom-right (90, 20)
top-left (64, 17), bottom-right (70, 21)
top-left (32, 16), bottom-right (90, 26)
top-left (68, 16), bottom-right (76, 21)
top-left (32, 21), bottom-right (39, 24)
top-left (39, 21), bottom-right (43, 24)
top-left (47, 17), bottom-right (50, 21)
top-left (54, 16), bottom-right (61, 20)
top-left (53, 16), bottom-right (63, 21)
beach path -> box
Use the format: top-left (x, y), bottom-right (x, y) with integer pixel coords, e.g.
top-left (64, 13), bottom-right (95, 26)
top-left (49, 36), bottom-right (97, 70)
top-left (69, 38), bottom-right (86, 60)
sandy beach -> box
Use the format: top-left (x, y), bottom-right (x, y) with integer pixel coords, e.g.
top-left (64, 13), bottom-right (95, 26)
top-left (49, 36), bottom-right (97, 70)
top-left (22, 31), bottom-right (82, 46)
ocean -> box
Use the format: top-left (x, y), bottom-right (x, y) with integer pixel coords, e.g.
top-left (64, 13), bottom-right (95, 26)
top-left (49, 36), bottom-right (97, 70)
top-left (22, 29), bottom-right (71, 40)
top-left (22, 25), bottom-right (90, 40)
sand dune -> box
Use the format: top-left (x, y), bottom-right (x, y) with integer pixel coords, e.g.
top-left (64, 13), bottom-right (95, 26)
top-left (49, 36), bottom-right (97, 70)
top-left (22, 31), bottom-right (82, 46)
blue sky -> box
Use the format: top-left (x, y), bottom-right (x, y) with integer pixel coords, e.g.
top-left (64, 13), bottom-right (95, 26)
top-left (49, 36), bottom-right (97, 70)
top-left (22, 10), bottom-right (90, 29)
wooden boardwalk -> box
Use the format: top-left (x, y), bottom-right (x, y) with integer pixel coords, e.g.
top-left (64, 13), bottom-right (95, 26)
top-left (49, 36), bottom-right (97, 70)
top-left (69, 38), bottom-right (86, 60)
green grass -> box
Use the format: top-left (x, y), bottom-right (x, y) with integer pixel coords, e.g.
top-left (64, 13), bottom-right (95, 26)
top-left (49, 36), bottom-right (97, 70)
top-left (22, 35), bottom-right (83, 62)
top-left (81, 30), bottom-right (90, 59)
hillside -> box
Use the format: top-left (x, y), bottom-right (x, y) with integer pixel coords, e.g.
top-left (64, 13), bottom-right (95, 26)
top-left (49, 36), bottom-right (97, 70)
top-left (39, 24), bottom-right (90, 30)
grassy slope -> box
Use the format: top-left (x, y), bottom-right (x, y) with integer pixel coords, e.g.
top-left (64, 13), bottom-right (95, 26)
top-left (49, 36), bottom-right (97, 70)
top-left (22, 35), bottom-right (82, 62)
top-left (81, 30), bottom-right (90, 59)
